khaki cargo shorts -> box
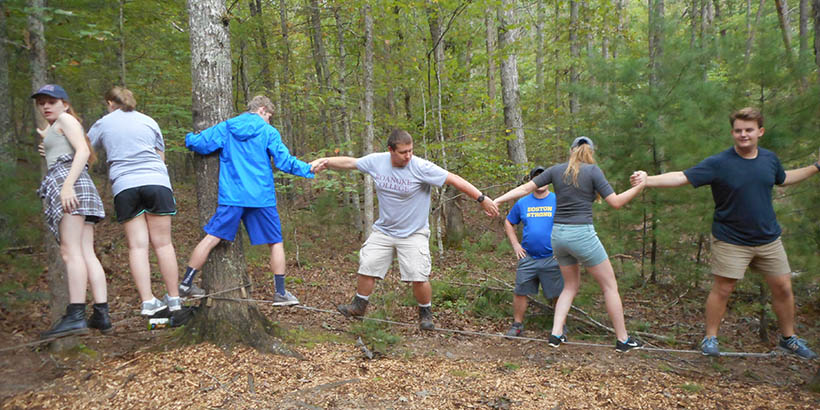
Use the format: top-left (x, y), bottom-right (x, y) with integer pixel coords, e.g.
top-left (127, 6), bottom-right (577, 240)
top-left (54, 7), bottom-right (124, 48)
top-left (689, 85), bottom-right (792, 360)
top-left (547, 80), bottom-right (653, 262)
top-left (710, 235), bottom-right (791, 280)
top-left (358, 228), bottom-right (431, 282)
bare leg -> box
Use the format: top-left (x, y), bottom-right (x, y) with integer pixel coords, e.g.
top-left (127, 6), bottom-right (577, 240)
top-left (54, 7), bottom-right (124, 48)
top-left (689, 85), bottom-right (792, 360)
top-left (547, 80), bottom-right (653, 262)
top-left (586, 258), bottom-right (628, 341)
top-left (81, 223), bottom-right (107, 303)
top-left (270, 242), bottom-right (286, 276)
top-left (705, 275), bottom-right (737, 337)
top-left (412, 281), bottom-right (432, 305)
top-left (356, 274), bottom-right (377, 297)
top-left (59, 215), bottom-right (89, 304)
top-left (187, 234), bottom-right (222, 270)
top-left (512, 295), bottom-right (529, 323)
top-left (146, 214), bottom-right (178, 297)
top-left (551, 264), bottom-right (580, 336)
top-left (765, 273), bottom-right (795, 337)
top-left (124, 214), bottom-right (154, 302)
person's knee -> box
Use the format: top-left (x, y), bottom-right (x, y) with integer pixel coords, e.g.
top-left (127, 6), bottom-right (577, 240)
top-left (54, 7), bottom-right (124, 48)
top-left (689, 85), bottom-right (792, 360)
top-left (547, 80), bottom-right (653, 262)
top-left (768, 276), bottom-right (793, 300)
top-left (711, 277), bottom-right (736, 298)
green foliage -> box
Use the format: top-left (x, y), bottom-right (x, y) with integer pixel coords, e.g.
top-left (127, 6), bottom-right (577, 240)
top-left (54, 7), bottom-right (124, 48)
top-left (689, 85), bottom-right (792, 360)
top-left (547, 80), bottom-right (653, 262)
top-left (349, 311), bottom-right (403, 355)
top-left (677, 383), bottom-right (703, 393)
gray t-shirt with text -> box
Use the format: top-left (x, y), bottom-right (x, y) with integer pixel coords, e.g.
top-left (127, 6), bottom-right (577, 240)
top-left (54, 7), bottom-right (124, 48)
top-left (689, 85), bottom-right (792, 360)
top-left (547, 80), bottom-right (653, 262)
top-left (356, 152), bottom-right (449, 238)
top-left (88, 109), bottom-right (171, 196)
top-left (532, 162), bottom-right (614, 224)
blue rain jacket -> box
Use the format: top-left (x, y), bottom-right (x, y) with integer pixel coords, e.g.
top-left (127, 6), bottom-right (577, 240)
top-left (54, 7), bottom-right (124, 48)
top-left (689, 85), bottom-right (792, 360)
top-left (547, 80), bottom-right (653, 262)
top-left (186, 112), bottom-right (313, 207)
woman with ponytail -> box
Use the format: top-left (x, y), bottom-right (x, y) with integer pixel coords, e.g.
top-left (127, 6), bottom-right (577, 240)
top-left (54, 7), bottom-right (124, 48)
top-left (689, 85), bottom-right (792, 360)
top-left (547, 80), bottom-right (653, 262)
top-left (494, 137), bottom-right (647, 353)
top-left (33, 84), bottom-right (109, 339)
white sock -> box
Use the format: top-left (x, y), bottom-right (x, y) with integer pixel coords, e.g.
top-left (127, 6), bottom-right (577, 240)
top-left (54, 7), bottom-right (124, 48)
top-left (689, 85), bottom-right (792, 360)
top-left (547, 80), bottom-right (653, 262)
top-left (356, 293), bottom-right (370, 301)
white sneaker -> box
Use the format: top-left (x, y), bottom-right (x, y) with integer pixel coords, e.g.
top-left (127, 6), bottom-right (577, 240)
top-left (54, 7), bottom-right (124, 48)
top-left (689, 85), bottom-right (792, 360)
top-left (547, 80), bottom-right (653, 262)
top-left (163, 294), bottom-right (182, 312)
top-left (272, 290), bottom-right (300, 306)
top-left (141, 297), bottom-right (168, 316)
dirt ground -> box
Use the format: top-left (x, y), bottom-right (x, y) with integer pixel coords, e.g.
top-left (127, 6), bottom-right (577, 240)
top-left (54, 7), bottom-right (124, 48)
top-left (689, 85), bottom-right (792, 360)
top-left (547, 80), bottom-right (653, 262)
top-left (1, 180), bottom-right (819, 409)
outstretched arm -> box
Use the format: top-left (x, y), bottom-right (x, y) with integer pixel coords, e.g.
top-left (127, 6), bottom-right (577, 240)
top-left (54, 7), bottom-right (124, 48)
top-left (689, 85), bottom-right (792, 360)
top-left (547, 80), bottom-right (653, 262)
top-left (445, 172), bottom-right (498, 217)
top-left (494, 181), bottom-right (537, 207)
top-left (503, 219), bottom-right (527, 259)
top-left (632, 171), bottom-right (690, 188)
top-left (319, 156), bottom-right (359, 171)
top-left (782, 162), bottom-right (820, 186)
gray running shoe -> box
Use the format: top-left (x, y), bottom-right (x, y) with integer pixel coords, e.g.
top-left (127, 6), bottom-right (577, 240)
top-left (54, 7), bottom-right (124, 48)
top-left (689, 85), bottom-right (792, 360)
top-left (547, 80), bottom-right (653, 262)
top-left (163, 294), bottom-right (182, 312)
top-left (179, 283), bottom-right (206, 298)
top-left (778, 336), bottom-right (818, 359)
top-left (272, 290), bottom-right (300, 306)
top-left (700, 336), bottom-right (720, 356)
top-left (505, 322), bottom-right (524, 338)
top-left (141, 297), bottom-right (168, 316)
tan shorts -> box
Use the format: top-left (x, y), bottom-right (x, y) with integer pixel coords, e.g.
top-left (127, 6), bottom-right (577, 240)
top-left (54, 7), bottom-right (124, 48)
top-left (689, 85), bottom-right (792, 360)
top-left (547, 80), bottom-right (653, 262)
top-left (358, 228), bottom-right (431, 282)
top-left (710, 235), bottom-right (791, 280)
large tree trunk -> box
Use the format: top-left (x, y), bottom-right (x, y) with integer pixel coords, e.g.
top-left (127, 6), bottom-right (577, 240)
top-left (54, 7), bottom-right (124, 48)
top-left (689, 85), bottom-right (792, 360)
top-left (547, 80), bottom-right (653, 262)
top-left (186, 0), bottom-right (293, 355)
top-left (0, 0), bottom-right (13, 164)
top-left (497, 0), bottom-right (527, 167)
top-left (485, 7), bottom-right (497, 121)
top-left (362, 4), bottom-right (375, 238)
top-left (334, 7), bottom-right (362, 232)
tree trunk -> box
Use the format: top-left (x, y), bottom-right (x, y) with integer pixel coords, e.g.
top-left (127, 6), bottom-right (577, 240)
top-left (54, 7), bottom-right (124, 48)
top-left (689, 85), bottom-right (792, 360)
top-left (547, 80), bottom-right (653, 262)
top-left (535, 0), bottom-right (545, 114)
top-left (308, 0), bottom-right (331, 141)
top-left (569, 0), bottom-right (579, 123)
top-left (775, 0), bottom-right (797, 64)
top-left (249, 0), bottom-right (274, 93)
top-left (334, 7), bottom-right (362, 232)
top-left (186, 0), bottom-right (293, 355)
top-left (800, 0), bottom-right (809, 59)
top-left (362, 4), bottom-right (375, 238)
top-left (745, 0), bottom-right (765, 65)
top-left (278, 0), bottom-right (294, 146)
top-left (118, 0), bottom-right (126, 86)
top-left (0, 0), bottom-right (13, 164)
top-left (485, 7), bottom-right (497, 121)
top-left (498, 0), bottom-right (528, 166)
top-left (814, 0), bottom-right (820, 83)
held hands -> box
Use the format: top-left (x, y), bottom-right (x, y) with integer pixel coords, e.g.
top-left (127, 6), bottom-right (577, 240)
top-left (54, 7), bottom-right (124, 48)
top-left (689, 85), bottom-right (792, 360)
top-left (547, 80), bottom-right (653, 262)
top-left (512, 243), bottom-right (527, 259)
top-left (60, 184), bottom-right (79, 214)
top-left (480, 196), bottom-right (499, 217)
top-left (309, 158), bottom-right (329, 174)
top-left (630, 170), bottom-right (648, 188)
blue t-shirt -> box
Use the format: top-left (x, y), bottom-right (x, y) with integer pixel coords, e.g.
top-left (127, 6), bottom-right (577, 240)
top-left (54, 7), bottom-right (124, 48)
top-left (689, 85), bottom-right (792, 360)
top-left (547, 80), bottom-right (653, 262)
top-left (506, 192), bottom-right (556, 259)
top-left (683, 147), bottom-right (786, 246)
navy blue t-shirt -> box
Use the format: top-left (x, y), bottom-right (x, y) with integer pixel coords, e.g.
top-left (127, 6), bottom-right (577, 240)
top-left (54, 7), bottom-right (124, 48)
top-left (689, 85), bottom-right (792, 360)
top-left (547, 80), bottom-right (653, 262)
top-left (683, 147), bottom-right (786, 246)
top-left (506, 193), bottom-right (556, 259)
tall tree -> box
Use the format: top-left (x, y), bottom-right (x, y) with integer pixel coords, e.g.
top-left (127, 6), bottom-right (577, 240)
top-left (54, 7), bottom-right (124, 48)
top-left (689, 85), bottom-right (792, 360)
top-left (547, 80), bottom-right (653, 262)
top-left (815, 0), bottom-right (820, 80)
top-left (800, 0), bottom-right (809, 60)
top-left (278, 0), bottom-right (294, 146)
top-left (362, 3), bottom-right (375, 238)
top-left (569, 0), bottom-right (579, 122)
top-left (118, 0), bottom-right (126, 86)
top-left (535, 0), bottom-right (546, 114)
top-left (497, 0), bottom-right (528, 166)
top-left (307, 0), bottom-right (332, 139)
top-left (186, 0), bottom-right (292, 354)
top-left (0, 0), bottom-right (12, 164)
top-left (775, 0), bottom-right (797, 65)
top-left (485, 6), bottom-right (498, 120)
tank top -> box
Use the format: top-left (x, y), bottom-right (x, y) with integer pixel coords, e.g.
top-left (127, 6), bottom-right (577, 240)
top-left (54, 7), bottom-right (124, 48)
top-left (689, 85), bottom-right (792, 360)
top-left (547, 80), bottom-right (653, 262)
top-left (43, 124), bottom-right (75, 168)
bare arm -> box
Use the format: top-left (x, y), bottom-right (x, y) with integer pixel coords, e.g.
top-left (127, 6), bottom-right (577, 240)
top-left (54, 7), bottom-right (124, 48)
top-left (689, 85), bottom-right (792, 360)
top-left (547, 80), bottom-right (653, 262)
top-left (604, 178), bottom-right (646, 209)
top-left (782, 163), bottom-right (820, 186)
top-left (320, 156), bottom-right (359, 171)
top-left (493, 180), bottom-right (538, 206)
top-left (55, 113), bottom-right (90, 213)
top-left (643, 171), bottom-right (690, 188)
top-left (503, 219), bottom-right (527, 259)
top-left (445, 172), bottom-right (498, 217)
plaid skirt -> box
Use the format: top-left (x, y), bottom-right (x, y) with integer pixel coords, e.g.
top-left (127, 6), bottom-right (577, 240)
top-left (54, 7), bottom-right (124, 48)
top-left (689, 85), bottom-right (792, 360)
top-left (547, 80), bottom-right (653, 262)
top-left (38, 154), bottom-right (106, 242)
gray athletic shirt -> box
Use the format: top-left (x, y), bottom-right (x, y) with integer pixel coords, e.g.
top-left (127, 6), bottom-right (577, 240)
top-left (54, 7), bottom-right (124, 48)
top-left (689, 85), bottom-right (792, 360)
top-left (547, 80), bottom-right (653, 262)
top-left (88, 109), bottom-right (171, 196)
top-left (356, 152), bottom-right (449, 238)
top-left (532, 162), bottom-right (614, 224)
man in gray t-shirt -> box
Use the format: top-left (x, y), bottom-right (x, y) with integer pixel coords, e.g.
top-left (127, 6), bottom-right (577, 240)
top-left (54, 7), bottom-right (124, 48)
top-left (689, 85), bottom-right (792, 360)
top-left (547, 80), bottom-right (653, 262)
top-left (318, 129), bottom-right (498, 330)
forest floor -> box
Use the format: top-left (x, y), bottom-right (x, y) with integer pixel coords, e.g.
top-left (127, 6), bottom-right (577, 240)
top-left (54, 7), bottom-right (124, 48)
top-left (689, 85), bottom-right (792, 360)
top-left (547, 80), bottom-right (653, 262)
top-left (1, 177), bottom-right (819, 409)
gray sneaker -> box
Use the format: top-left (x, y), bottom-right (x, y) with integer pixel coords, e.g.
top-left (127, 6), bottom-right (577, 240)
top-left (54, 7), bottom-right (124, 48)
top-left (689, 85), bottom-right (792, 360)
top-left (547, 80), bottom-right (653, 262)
top-left (163, 294), bottom-right (182, 312)
top-left (700, 336), bottom-right (720, 356)
top-left (778, 336), bottom-right (818, 359)
top-left (179, 283), bottom-right (206, 298)
top-left (272, 290), bottom-right (300, 306)
top-left (505, 322), bottom-right (523, 338)
top-left (141, 297), bottom-right (168, 316)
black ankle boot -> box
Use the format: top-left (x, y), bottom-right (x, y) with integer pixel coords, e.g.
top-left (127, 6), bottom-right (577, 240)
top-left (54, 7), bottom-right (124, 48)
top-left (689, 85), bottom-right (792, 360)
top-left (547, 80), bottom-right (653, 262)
top-left (40, 303), bottom-right (89, 340)
top-left (88, 303), bottom-right (113, 334)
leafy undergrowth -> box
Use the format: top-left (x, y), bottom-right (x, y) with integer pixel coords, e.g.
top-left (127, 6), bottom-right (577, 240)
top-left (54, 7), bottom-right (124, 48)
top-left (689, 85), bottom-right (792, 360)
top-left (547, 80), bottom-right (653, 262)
top-left (1, 180), bottom-right (819, 408)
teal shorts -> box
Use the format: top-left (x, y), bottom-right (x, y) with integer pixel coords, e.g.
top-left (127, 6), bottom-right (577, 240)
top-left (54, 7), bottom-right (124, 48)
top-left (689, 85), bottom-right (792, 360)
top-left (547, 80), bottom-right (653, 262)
top-left (551, 224), bottom-right (609, 267)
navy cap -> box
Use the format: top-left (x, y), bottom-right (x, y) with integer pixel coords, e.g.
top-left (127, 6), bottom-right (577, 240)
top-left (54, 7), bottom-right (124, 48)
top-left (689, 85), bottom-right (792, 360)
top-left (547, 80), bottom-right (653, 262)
top-left (31, 84), bottom-right (70, 101)
top-left (529, 166), bottom-right (546, 180)
top-left (570, 136), bottom-right (594, 151)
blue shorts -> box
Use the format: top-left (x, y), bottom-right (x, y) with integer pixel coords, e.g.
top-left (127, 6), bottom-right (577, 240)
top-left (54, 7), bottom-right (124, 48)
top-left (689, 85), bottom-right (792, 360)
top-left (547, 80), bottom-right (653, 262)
top-left (204, 205), bottom-right (282, 245)
top-left (514, 256), bottom-right (563, 299)
top-left (551, 224), bottom-right (609, 267)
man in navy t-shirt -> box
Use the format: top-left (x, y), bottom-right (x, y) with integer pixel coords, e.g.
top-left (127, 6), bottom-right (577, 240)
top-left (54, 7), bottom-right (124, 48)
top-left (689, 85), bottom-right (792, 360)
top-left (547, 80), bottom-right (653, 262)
top-left (631, 107), bottom-right (819, 359)
top-left (503, 167), bottom-right (563, 338)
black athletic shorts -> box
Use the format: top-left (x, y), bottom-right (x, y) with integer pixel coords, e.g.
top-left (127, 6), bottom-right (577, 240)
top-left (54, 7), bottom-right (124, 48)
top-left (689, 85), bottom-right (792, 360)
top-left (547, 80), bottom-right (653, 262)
top-left (113, 185), bottom-right (177, 223)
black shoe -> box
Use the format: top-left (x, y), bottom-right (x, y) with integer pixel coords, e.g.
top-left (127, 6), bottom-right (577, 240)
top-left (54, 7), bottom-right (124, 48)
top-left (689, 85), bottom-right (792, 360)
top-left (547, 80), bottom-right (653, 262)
top-left (615, 336), bottom-right (643, 353)
top-left (418, 306), bottom-right (434, 331)
top-left (337, 295), bottom-right (369, 318)
top-left (548, 334), bottom-right (567, 347)
top-left (88, 303), bottom-right (113, 334)
top-left (40, 304), bottom-right (89, 340)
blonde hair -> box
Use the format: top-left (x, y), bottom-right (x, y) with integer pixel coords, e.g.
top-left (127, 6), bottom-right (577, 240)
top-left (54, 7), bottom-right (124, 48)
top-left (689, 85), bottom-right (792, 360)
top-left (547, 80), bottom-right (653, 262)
top-left (562, 144), bottom-right (596, 187)
top-left (247, 95), bottom-right (275, 114)
top-left (104, 86), bottom-right (137, 112)
top-left (63, 102), bottom-right (97, 165)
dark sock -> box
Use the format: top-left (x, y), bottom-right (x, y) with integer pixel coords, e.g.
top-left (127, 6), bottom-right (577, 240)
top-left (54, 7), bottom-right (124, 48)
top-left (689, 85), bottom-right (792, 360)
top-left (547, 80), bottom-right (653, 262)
top-left (274, 275), bottom-right (286, 295)
top-left (782, 335), bottom-right (794, 341)
top-left (93, 302), bottom-right (109, 309)
top-left (181, 266), bottom-right (197, 287)
top-left (67, 303), bottom-right (86, 313)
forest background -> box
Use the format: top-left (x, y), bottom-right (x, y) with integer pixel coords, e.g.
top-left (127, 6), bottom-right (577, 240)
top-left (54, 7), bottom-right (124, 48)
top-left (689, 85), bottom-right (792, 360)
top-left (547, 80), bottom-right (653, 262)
top-left (0, 0), bottom-right (819, 390)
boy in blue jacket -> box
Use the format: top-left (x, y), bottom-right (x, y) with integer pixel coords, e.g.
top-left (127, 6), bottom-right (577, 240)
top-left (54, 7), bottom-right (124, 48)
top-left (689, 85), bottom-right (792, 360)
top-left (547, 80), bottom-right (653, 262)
top-left (181, 95), bottom-right (326, 305)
